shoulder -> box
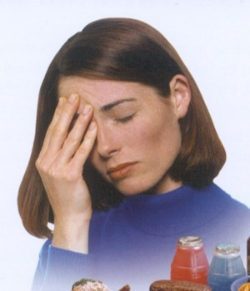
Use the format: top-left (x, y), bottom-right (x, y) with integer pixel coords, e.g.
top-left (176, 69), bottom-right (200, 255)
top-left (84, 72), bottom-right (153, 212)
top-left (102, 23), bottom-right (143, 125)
top-left (193, 183), bottom-right (249, 212)
top-left (179, 183), bottom-right (250, 236)
top-left (196, 184), bottom-right (250, 258)
top-left (207, 183), bottom-right (249, 211)
top-left (200, 183), bottom-right (250, 237)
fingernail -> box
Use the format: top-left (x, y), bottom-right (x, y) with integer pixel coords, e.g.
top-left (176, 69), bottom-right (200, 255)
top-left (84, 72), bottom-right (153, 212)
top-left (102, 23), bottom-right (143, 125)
top-left (68, 94), bottom-right (78, 104)
top-left (59, 97), bottom-right (65, 104)
top-left (82, 105), bottom-right (92, 115)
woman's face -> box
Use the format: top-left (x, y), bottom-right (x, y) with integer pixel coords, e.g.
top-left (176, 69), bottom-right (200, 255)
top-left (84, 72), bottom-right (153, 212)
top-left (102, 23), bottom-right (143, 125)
top-left (58, 77), bottom-right (185, 195)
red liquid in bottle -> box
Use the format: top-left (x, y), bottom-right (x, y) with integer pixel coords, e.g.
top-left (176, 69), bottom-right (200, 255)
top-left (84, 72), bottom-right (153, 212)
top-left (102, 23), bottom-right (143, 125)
top-left (171, 236), bottom-right (209, 284)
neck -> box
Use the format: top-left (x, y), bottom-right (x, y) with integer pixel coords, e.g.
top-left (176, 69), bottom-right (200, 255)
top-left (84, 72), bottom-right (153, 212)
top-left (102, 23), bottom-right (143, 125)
top-left (148, 176), bottom-right (183, 195)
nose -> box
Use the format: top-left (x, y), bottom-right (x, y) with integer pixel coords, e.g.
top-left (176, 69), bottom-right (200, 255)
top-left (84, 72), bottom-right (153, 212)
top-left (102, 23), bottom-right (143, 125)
top-left (95, 123), bottom-right (120, 159)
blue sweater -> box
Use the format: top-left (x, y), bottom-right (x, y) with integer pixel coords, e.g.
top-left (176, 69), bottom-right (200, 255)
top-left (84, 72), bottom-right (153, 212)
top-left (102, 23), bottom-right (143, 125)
top-left (32, 183), bottom-right (250, 291)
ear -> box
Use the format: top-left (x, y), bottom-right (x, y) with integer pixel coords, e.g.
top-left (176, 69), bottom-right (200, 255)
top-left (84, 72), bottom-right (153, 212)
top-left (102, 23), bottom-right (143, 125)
top-left (169, 74), bottom-right (191, 119)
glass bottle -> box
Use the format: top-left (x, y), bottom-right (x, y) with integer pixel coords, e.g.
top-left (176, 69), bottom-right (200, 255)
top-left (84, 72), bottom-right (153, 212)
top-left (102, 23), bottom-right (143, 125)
top-left (171, 236), bottom-right (209, 284)
top-left (208, 243), bottom-right (246, 291)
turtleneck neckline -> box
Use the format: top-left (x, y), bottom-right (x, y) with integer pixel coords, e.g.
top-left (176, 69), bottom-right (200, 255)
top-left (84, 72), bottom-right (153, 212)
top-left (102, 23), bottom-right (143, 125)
top-left (118, 183), bottom-right (228, 236)
top-left (122, 184), bottom-right (189, 205)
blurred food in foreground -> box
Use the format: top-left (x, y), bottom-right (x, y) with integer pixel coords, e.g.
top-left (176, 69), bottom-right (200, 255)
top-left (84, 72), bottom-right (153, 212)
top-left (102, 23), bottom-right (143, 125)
top-left (150, 279), bottom-right (211, 291)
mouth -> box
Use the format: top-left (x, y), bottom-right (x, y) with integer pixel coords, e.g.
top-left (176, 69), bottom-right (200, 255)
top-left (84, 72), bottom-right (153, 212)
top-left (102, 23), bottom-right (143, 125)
top-left (107, 162), bottom-right (137, 180)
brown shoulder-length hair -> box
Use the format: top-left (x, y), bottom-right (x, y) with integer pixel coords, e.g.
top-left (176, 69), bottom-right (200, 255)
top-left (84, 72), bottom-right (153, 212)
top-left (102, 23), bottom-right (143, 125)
top-left (18, 18), bottom-right (226, 238)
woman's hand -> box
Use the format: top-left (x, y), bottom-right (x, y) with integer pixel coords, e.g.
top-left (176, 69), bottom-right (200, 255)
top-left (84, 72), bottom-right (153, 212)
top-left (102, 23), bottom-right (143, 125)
top-left (35, 94), bottom-right (97, 253)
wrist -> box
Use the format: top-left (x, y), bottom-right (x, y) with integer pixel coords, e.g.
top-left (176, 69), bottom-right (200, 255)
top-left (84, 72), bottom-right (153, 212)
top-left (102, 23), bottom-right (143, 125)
top-left (52, 213), bottom-right (92, 254)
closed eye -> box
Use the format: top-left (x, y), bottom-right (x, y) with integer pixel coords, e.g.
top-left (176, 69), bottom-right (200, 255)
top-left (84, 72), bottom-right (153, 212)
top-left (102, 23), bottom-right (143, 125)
top-left (115, 113), bottom-right (136, 123)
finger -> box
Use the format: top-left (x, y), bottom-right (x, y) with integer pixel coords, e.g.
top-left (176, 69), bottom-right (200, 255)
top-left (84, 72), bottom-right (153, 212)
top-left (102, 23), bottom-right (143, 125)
top-left (38, 97), bottom-right (66, 158)
top-left (46, 94), bottom-right (80, 155)
top-left (59, 105), bottom-right (93, 163)
top-left (71, 120), bottom-right (97, 172)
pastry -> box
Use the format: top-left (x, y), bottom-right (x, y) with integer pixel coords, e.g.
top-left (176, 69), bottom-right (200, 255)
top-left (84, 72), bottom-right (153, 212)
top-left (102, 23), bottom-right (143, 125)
top-left (150, 280), bottom-right (211, 291)
top-left (72, 278), bottom-right (110, 291)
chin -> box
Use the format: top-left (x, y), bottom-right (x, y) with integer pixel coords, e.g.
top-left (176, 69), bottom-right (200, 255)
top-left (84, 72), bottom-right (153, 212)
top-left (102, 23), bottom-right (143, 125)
top-left (114, 178), bottom-right (154, 196)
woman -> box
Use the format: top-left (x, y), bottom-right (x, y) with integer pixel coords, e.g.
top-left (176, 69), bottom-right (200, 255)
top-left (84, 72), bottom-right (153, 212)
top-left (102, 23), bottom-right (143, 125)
top-left (18, 18), bottom-right (250, 291)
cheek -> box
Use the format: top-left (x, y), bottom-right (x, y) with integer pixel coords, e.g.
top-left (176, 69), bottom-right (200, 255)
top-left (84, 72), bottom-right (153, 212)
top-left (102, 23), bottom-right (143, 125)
top-left (135, 116), bottom-right (182, 160)
top-left (134, 127), bottom-right (158, 149)
top-left (130, 116), bottom-right (177, 146)
top-left (115, 121), bottom-right (158, 151)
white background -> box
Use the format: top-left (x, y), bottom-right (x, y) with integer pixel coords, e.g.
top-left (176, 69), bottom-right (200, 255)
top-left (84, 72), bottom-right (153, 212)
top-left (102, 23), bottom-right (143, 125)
top-left (0, 0), bottom-right (250, 290)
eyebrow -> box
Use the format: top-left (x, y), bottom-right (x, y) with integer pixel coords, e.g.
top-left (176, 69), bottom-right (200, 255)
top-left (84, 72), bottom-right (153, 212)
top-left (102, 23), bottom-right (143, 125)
top-left (100, 98), bottom-right (137, 112)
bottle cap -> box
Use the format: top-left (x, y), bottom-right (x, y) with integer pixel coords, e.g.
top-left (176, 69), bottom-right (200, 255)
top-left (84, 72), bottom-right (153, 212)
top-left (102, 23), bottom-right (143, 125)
top-left (215, 243), bottom-right (240, 257)
top-left (178, 236), bottom-right (203, 249)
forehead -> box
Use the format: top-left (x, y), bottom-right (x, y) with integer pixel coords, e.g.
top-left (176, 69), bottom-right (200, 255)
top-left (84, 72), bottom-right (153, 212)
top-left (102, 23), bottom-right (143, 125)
top-left (58, 76), bottom-right (159, 107)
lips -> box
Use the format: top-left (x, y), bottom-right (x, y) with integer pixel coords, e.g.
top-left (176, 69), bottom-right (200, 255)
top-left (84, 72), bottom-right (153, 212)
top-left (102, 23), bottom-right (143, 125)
top-left (107, 162), bottom-right (137, 180)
